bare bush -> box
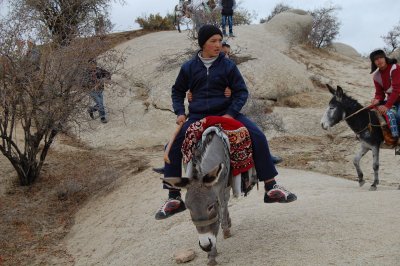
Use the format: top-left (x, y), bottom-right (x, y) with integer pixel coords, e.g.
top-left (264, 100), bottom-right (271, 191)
top-left (0, 1), bottom-right (124, 185)
top-left (185, 1), bottom-right (255, 40)
top-left (264, 3), bottom-right (292, 23)
top-left (308, 6), bottom-right (341, 48)
top-left (382, 22), bottom-right (400, 53)
top-left (232, 8), bottom-right (256, 25)
top-left (13, 0), bottom-right (121, 46)
top-left (243, 98), bottom-right (286, 132)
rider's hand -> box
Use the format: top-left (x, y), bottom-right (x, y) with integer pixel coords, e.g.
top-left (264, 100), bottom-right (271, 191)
top-left (371, 99), bottom-right (380, 106)
top-left (377, 105), bottom-right (388, 115)
top-left (222, 114), bottom-right (233, 119)
top-left (224, 87), bottom-right (232, 98)
top-left (176, 114), bottom-right (186, 125)
top-left (187, 91), bottom-right (193, 102)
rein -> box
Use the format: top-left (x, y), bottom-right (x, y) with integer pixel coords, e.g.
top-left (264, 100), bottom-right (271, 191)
top-left (192, 215), bottom-right (219, 227)
top-left (342, 105), bottom-right (373, 121)
top-left (341, 104), bottom-right (381, 135)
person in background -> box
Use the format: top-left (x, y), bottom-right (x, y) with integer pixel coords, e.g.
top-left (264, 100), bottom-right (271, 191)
top-left (217, 0), bottom-right (236, 37)
top-left (85, 60), bottom-right (111, 124)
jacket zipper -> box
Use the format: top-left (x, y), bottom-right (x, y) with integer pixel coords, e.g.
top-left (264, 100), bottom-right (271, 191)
top-left (206, 66), bottom-right (210, 112)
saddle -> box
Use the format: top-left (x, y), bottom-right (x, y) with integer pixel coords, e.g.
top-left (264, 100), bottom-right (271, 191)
top-left (182, 116), bottom-right (257, 196)
top-left (372, 110), bottom-right (399, 148)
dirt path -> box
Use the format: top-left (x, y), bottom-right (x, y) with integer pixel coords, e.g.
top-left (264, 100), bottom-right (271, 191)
top-left (63, 156), bottom-right (400, 265)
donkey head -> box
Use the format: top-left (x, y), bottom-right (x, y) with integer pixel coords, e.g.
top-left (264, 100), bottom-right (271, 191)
top-left (321, 84), bottom-right (346, 130)
top-left (163, 131), bottom-right (229, 253)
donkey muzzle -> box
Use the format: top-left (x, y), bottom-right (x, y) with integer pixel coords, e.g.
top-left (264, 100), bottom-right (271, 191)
top-left (199, 238), bottom-right (213, 252)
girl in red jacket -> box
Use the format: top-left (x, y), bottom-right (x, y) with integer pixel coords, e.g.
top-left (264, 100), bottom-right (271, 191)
top-left (370, 49), bottom-right (400, 137)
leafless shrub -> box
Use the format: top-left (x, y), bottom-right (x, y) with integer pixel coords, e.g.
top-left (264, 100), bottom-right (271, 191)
top-left (185, 1), bottom-right (255, 40)
top-left (264, 3), bottom-right (292, 23)
top-left (0, 1), bottom-right (124, 186)
top-left (233, 7), bottom-right (256, 26)
top-left (243, 97), bottom-right (286, 132)
top-left (229, 45), bottom-right (256, 65)
top-left (157, 47), bottom-right (197, 72)
top-left (56, 180), bottom-right (84, 201)
top-left (308, 6), bottom-right (341, 48)
top-left (382, 22), bottom-right (400, 53)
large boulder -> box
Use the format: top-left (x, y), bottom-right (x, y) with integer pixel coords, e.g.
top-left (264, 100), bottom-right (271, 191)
top-left (390, 48), bottom-right (400, 61)
top-left (265, 10), bottom-right (313, 45)
top-left (330, 42), bottom-right (360, 58)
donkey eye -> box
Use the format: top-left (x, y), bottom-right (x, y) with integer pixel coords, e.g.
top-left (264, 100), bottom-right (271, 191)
top-left (207, 204), bottom-right (215, 212)
top-left (329, 107), bottom-right (335, 110)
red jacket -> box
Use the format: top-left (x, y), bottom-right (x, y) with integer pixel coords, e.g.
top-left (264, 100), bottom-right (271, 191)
top-left (373, 63), bottom-right (400, 108)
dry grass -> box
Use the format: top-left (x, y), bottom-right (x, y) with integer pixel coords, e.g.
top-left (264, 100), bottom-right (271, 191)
top-left (0, 140), bottom-right (149, 266)
top-left (96, 29), bottom-right (152, 52)
top-left (269, 134), bottom-right (360, 181)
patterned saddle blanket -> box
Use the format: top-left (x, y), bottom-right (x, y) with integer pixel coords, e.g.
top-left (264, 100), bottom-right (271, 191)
top-left (181, 116), bottom-right (254, 176)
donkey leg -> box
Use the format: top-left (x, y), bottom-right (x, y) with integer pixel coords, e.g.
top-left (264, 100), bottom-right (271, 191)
top-left (207, 246), bottom-right (218, 266)
top-left (353, 144), bottom-right (369, 187)
top-left (224, 186), bottom-right (232, 228)
top-left (370, 146), bottom-right (380, 191)
top-left (219, 187), bottom-right (231, 239)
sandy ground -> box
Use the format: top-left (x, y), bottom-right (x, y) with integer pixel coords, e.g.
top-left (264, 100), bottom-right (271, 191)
top-left (64, 156), bottom-right (400, 265)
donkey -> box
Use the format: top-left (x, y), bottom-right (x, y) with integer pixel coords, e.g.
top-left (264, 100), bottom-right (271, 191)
top-left (320, 84), bottom-right (400, 190)
top-left (163, 126), bottom-right (255, 265)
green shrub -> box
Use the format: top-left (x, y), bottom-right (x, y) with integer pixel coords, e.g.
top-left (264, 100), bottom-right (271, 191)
top-left (135, 13), bottom-right (175, 31)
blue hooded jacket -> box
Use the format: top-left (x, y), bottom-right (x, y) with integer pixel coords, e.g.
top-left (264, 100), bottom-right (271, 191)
top-left (172, 52), bottom-right (248, 119)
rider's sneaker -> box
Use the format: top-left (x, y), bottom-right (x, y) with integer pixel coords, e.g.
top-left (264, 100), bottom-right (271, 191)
top-left (152, 166), bottom-right (165, 174)
top-left (271, 155), bottom-right (283, 165)
top-left (264, 184), bottom-right (297, 203)
top-left (155, 197), bottom-right (186, 220)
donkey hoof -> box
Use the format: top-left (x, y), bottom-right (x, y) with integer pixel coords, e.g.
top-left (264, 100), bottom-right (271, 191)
top-left (359, 180), bottom-right (365, 187)
top-left (223, 229), bottom-right (231, 239)
top-left (369, 186), bottom-right (377, 191)
top-left (207, 259), bottom-right (218, 266)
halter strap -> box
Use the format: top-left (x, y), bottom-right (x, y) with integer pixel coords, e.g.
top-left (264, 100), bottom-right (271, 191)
top-left (192, 215), bottom-right (219, 227)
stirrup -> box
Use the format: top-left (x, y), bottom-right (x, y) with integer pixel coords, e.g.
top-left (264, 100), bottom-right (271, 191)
top-left (395, 146), bottom-right (400, 155)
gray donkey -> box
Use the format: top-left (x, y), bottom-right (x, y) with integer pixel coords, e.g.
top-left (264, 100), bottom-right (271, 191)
top-left (163, 126), bottom-right (256, 265)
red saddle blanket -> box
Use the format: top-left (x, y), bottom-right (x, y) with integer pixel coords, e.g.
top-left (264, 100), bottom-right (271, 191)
top-left (182, 116), bottom-right (254, 176)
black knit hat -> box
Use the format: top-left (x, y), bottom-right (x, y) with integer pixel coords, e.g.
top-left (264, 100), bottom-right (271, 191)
top-left (198, 24), bottom-right (223, 48)
top-left (369, 49), bottom-right (398, 73)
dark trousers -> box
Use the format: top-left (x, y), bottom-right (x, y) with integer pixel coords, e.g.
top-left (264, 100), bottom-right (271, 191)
top-left (163, 114), bottom-right (278, 189)
top-left (89, 90), bottom-right (106, 118)
top-left (221, 15), bottom-right (233, 34)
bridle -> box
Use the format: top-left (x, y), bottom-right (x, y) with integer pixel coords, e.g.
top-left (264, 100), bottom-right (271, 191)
top-left (192, 215), bottom-right (219, 227)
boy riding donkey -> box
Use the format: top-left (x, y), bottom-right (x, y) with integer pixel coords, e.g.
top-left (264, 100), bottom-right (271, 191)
top-left (155, 25), bottom-right (297, 220)
top-left (369, 49), bottom-right (400, 146)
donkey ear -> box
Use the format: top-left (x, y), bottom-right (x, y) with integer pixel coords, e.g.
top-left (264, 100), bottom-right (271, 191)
top-left (162, 177), bottom-right (190, 189)
top-left (326, 84), bottom-right (336, 95)
top-left (203, 163), bottom-right (224, 187)
top-left (336, 86), bottom-right (344, 101)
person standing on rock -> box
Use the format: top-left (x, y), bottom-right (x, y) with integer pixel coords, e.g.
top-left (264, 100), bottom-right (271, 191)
top-left (217, 0), bottom-right (236, 37)
top-left (369, 49), bottom-right (400, 138)
top-left (155, 24), bottom-right (297, 220)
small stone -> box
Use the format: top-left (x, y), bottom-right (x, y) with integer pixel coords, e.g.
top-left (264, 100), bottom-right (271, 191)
top-left (174, 249), bottom-right (196, 264)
